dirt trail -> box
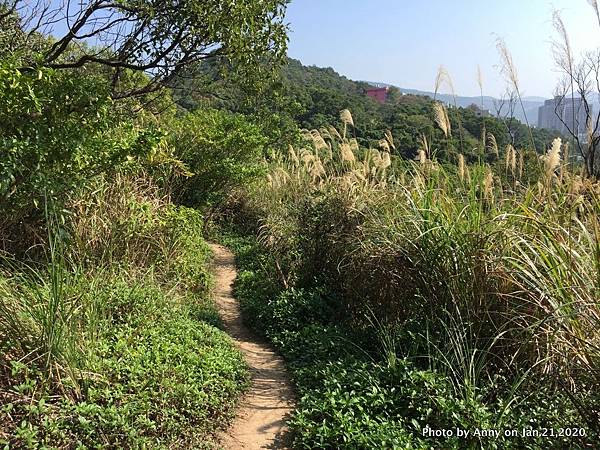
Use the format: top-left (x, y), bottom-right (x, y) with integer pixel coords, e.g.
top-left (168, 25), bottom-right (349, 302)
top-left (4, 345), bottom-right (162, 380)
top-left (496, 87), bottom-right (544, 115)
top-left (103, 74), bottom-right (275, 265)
top-left (210, 243), bottom-right (294, 450)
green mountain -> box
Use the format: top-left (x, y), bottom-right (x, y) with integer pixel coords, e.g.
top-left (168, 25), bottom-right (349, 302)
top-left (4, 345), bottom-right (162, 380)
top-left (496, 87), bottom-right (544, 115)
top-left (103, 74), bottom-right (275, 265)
top-left (278, 59), bottom-right (560, 159)
top-left (175, 57), bottom-right (563, 160)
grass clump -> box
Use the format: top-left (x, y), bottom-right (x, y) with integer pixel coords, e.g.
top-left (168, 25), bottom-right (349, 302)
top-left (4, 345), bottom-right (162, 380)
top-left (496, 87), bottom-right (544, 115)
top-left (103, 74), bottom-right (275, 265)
top-left (0, 175), bottom-right (248, 449)
top-left (217, 112), bottom-right (600, 448)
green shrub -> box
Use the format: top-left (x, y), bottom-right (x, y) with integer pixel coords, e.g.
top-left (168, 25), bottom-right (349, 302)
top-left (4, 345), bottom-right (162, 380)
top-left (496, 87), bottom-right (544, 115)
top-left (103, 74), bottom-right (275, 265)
top-left (224, 232), bottom-right (596, 449)
top-left (1, 276), bottom-right (247, 449)
top-left (0, 64), bottom-right (160, 235)
top-left (1, 179), bottom-right (248, 448)
top-left (68, 174), bottom-right (212, 292)
top-left (168, 109), bottom-right (267, 207)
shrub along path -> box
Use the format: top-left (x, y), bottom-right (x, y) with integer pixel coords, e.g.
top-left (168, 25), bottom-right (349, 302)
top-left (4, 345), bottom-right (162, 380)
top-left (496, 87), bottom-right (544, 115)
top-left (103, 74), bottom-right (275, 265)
top-left (210, 244), bottom-right (294, 449)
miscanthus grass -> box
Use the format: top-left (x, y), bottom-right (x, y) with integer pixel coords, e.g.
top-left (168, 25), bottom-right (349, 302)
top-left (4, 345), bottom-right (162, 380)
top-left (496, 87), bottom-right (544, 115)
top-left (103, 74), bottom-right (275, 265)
top-left (245, 109), bottom-right (600, 435)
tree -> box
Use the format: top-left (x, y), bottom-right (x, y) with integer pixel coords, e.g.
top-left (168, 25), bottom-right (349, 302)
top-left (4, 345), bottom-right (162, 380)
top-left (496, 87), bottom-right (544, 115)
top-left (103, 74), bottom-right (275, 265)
top-left (552, 8), bottom-right (600, 179)
top-left (168, 109), bottom-right (268, 207)
top-left (2, 0), bottom-right (288, 99)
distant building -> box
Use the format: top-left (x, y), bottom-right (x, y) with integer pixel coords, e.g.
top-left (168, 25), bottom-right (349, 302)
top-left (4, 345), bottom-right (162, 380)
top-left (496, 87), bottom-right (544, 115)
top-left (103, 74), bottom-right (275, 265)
top-left (366, 87), bottom-right (389, 104)
top-left (537, 97), bottom-right (591, 140)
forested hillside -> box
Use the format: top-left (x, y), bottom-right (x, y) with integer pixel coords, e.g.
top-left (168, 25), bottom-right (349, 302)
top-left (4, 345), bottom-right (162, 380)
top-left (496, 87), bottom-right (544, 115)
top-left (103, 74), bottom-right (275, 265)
top-left (174, 57), bottom-right (564, 162)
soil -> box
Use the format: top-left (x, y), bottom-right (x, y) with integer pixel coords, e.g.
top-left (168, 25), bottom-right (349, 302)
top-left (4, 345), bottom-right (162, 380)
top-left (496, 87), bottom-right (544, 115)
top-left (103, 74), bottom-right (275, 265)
top-left (210, 243), bottom-right (294, 450)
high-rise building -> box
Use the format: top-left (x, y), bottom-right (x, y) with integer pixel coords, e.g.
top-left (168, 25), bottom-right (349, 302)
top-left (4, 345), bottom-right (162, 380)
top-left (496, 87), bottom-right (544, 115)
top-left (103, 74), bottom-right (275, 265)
top-left (537, 97), bottom-right (591, 140)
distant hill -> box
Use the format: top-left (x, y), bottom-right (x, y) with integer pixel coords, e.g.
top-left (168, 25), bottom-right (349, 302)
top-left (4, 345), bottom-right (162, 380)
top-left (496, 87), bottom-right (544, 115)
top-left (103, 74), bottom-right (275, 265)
top-left (364, 81), bottom-right (545, 126)
top-left (276, 60), bottom-right (563, 156)
top-left (174, 57), bottom-right (564, 158)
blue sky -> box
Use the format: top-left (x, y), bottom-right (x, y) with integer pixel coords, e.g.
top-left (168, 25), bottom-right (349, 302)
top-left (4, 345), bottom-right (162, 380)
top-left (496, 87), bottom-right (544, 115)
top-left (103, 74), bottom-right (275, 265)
top-left (285, 0), bottom-right (600, 98)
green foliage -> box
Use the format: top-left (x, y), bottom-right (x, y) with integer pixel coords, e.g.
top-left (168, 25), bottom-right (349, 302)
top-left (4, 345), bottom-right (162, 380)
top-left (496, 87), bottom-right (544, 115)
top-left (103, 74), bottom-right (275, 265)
top-left (1, 275), bottom-right (247, 449)
top-left (219, 118), bottom-right (599, 447)
top-left (1, 177), bottom-right (248, 448)
top-left (224, 231), bottom-right (593, 449)
top-left (0, 1), bottom-right (290, 445)
top-left (180, 57), bottom-right (565, 160)
top-left (0, 6), bottom-right (47, 63)
top-left (0, 63), bottom-right (161, 227)
top-left (67, 174), bottom-right (213, 292)
top-left (169, 109), bottom-right (268, 207)
top-left (5, 0), bottom-right (288, 100)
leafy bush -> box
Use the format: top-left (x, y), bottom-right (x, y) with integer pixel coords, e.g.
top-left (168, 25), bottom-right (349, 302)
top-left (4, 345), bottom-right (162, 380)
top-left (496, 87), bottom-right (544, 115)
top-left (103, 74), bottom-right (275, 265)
top-left (0, 64), bottom-right (160, 234)
top-left (68, 174), bottom-right (212, 292)
top-left (222, 186), bottom-right (598, 449)
top-left (168, 109), bottom-right (267, 207)
top-left (230, 113), bottom-right (600, 438)
top-left (0, 176), bottom-right (248, 448)
top-left (0, 275), bottom-right (247, 449)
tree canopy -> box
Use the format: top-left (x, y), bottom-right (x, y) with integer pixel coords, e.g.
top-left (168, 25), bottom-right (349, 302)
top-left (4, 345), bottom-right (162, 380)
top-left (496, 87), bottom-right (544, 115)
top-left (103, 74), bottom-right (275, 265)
top-left (175, 57), bottom-right (565, 161)
top-left (1, 0), bottom-right (288, 98)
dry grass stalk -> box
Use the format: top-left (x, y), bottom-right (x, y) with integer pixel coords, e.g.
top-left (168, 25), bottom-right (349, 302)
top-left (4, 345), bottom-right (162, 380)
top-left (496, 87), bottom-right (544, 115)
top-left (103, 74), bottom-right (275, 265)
top-left (570, 174), bottom-right (584, 196)
top-left (487, 132), bottom-right (499, 157)
top-left (536, 180), bottom-right (544, 197)
top-left (496, 38), bottom-right (519, 92)
top-left (563, 141), bottom-right (570, 166)
top-left (362, 158), bottom-right (371, 178)
top-left (378, 139), bottom-right (390, 152)
top-left (586, 118), bottom-right (594, 166)
top-left (328, 125), bottom-right (342, 141)
top-left (340, 142), bottom-right (356, 163)
top-left (369, 148), bottom-right (382, 168)
top-left (380, 151), bottom-right (391, 169)
top-left (434, 65), bottom-right (456, 97)
top-left (483, 169), bottom-right (494, 202)
top-left (458, 154), bottom-right (466, 182)
top-left (505, 144), bottom-right (516, 176)
top-left (340, 109), bottom-right (354, 138)
top-left (518, 149), bottom-right (524, 179)
top-left (289, 145), bottom-right (299, 167)
top-left (420, 134), bottom-right (430, 159)
top-left (310, 130), bottom-right (328, 150)
top-left (340, 109), bottom-right (354, 127)
top-left (351, 168), bottom-right (366, 181)
top-left (300, 149), bottom-right (315, 166)
top-left (310, 159), bottom-right (326, 180)
top-left (552, 10), bottom-right (574, 73)
top-left (543, 137), bottom-right (562, 180)
top-left (384, 130), bottom-right (396, 150)
top-left (510, 147), bottom-right (517, 177)
top-left (480, 124), bottom-right (486, 153)
top-left (433, 102), bottom-right (451, 138)
top-left (269, 167), bottom-right (291, 188)
top-left (319, 127), bottom-right (332, 141)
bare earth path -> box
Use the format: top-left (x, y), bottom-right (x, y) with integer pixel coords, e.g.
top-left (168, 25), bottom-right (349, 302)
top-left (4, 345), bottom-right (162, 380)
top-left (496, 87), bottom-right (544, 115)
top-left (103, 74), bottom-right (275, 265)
top-left (210, 243), bottom-right (294, 450)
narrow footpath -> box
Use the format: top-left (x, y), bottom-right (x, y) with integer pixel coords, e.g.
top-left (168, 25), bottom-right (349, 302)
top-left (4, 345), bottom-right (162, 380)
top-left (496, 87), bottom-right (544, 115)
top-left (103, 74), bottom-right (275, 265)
top-left (210, 243), bottom-right (294, 450)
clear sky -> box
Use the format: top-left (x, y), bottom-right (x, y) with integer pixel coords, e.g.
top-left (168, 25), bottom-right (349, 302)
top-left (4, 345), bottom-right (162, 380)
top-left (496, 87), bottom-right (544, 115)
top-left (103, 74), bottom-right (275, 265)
top-left (285, 0), bottom-right (600, 98)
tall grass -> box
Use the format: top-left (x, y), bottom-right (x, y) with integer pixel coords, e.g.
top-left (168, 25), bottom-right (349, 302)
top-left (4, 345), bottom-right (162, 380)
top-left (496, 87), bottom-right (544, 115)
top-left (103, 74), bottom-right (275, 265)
top-left (0, 173), bottom-right (246, 447)
top-left (236, 110), bottom-right (600, 433)
top-left (0, 173), bottom-right (210, 381)
top-left (0, 202), bottom-right (83, 389)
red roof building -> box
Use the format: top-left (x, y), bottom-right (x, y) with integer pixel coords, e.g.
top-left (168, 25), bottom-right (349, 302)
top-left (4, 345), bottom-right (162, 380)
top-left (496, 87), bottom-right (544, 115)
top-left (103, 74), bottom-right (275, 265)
top-left (366, 86), bottom-right (389, 104)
